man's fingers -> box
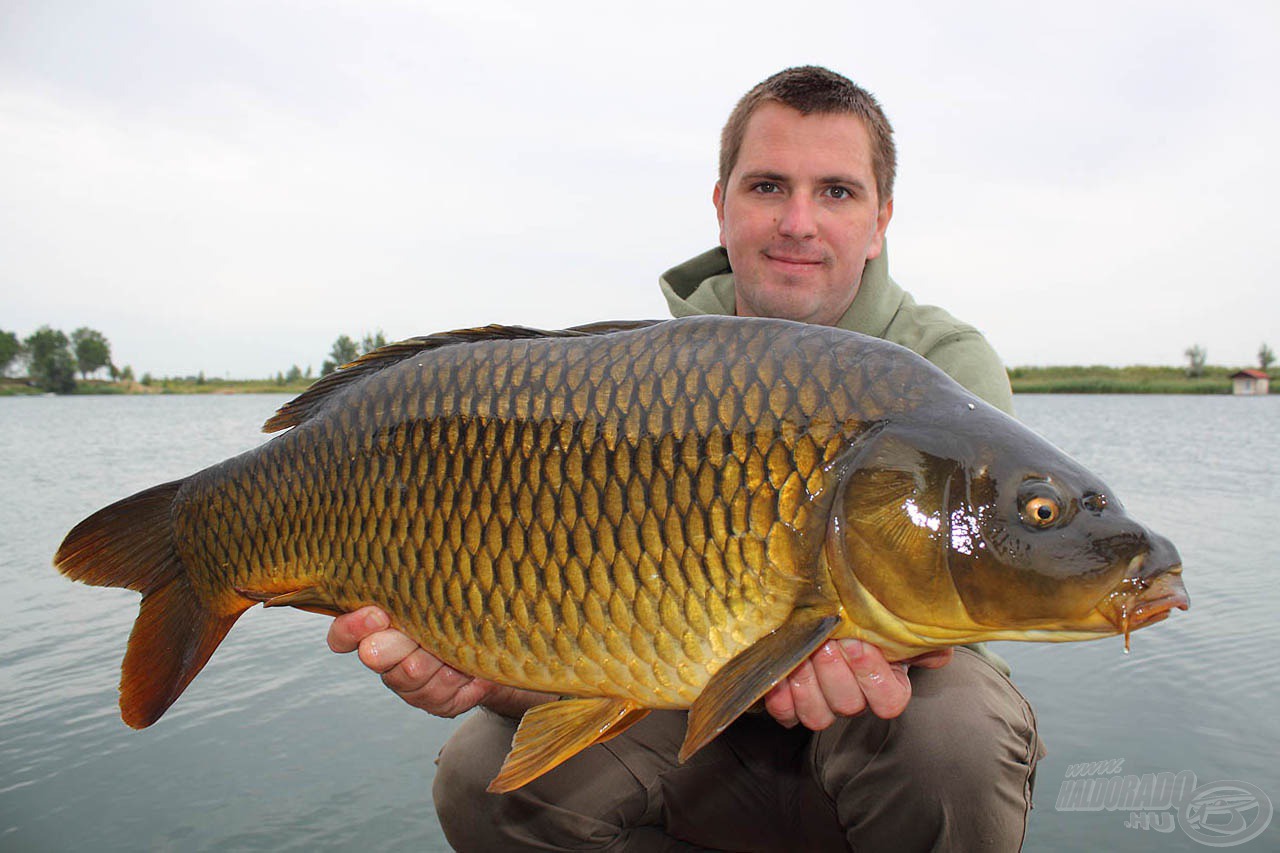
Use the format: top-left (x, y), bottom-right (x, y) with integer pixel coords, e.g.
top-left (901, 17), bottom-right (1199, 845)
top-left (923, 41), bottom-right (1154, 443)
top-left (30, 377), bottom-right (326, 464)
top-left (394, 665), bottom-right (486, 718)
top-left (327, 606), bottom-right (390, 653)
top-left (810, 641), bottom-right (870, 718)
top-left (380, 647), bottom-right (446, 693)
top-left (787, 658), bottom-right (837, 731)
top-left (357, 628), bottom-right (422, 674)
top-left (840, 639), bottom-right (911, 719)
top-left (763, 681), bottom-right (799, 728)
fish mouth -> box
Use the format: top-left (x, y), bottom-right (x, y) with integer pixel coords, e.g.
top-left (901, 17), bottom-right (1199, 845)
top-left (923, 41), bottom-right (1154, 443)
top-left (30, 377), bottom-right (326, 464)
top-left (1096, 561), bottom-right (1190, 651)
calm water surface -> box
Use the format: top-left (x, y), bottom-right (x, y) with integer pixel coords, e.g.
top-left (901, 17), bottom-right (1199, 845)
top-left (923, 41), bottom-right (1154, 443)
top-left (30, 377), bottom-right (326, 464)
top-left (2, 393), bottom-right (1277, 851)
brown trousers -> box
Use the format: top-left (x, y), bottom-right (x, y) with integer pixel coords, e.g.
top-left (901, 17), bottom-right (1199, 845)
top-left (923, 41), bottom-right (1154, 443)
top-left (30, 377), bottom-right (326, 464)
top-left (432, 648), bottom-right (1044, 852)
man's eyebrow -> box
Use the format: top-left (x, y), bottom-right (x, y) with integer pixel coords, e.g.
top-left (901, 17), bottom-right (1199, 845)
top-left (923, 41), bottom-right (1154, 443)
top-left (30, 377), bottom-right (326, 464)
top-left (737, 170), bottom-right (869, 191)
top-left (819, 175), bottom-right (869, 190)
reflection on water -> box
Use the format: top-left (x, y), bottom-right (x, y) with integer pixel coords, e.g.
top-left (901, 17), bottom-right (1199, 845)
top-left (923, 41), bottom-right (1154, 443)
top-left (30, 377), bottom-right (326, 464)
top-left (1, 393), bottom-right (1276, 851)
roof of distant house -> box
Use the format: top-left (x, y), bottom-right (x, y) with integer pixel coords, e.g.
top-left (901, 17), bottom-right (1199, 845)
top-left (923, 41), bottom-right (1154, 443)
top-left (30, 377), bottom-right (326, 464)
top-left (1230, 369), bottom-right (1271, 379)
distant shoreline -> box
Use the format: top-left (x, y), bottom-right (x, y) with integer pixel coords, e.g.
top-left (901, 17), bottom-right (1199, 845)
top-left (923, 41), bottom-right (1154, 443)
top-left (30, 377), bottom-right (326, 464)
top-left (1006, 365), bottom-right (1270, 394)
top-left (0, 377), bottom-right (313, 397)
top-left (2, 367), bottom-right (1273, 397)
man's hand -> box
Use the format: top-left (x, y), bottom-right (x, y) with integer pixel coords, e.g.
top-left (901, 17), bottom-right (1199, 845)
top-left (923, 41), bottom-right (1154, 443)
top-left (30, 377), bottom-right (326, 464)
top-left (327, 606), bottom-right (555, 719)
top-left (763, 640), bottom-right (953, 730)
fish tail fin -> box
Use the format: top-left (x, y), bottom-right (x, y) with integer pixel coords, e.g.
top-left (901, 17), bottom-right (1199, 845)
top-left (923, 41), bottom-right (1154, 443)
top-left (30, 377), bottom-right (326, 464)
top-left (54, 480), bottom-right (248, 728)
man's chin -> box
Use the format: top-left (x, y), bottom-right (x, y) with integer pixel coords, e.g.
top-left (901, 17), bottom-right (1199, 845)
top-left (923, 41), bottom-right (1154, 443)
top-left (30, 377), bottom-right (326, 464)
top-left (736, 283), bottom-right (851, 327)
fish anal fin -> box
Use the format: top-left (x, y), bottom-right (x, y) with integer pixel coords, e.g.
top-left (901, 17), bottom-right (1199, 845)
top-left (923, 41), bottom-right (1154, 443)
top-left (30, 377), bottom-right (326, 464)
top-left (680, 608), bottom-right (840, 763)
top-left (236, 586), bottom-right (345, 617)
top-left (487, 698), bottom-right (649, 794)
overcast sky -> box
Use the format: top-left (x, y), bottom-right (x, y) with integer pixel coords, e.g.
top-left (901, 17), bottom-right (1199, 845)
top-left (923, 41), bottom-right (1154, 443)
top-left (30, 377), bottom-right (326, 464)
top-left (3, 1), bottom-right (1276, 378)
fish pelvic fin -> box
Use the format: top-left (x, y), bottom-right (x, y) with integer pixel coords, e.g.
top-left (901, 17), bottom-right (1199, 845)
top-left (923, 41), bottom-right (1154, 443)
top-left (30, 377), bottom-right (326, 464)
top-left (53, 480), bottom-right (249, 728)
top-left (680, 607), bottom-right (841, 763)
top-left (487, 698), bottom-right (649, 794)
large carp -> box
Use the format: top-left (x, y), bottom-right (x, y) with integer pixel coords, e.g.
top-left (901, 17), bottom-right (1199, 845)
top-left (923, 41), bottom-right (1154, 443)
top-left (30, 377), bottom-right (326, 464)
top-left (55, 316), bottom-right (1188, 792)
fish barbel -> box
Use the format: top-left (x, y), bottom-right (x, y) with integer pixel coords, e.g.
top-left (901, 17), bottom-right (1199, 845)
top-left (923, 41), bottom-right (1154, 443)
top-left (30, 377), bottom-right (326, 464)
top-left (54, 316), bottom-right (1188, 791)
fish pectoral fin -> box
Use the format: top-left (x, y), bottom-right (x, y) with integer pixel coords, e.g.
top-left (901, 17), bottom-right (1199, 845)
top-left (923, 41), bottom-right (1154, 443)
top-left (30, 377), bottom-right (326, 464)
top-left (680, 607), bottom-right (841, 763)
top-left (487, 698), bottom-right (649, 794)
top-left (235, 586), bottom-right (346, 618)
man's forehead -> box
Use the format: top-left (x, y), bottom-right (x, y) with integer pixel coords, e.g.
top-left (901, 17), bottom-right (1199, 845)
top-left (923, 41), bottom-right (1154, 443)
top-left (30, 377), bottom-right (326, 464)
top-left (733, 102), bottom-right (874, 178)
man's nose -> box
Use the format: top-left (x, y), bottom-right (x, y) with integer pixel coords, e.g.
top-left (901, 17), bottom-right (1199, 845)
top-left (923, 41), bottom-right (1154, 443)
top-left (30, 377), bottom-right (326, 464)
top-left (776, 195), bottom-right (818, 239)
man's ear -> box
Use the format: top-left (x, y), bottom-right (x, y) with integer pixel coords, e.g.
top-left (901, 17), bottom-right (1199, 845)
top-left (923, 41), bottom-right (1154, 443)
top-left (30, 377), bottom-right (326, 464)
top-left (713, 183), bottom-right (726, 248)
top-left (867, 198), bottom-right (893, 260)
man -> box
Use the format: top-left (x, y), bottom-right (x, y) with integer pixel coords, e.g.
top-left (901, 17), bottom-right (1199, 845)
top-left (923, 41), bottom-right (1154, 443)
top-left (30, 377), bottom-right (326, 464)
top-left (329, 66), bottom-right (1042, 850)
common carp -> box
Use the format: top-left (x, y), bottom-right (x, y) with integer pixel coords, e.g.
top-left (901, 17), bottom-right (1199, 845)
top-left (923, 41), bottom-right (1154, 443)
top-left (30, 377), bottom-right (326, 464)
top-left (54, 316), bottom-right (1188, 792)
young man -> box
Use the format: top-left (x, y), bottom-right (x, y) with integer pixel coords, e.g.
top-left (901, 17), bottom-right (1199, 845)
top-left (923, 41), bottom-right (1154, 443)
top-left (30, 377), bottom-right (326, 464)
top-left (329, 67), bottom-right (1042, 851)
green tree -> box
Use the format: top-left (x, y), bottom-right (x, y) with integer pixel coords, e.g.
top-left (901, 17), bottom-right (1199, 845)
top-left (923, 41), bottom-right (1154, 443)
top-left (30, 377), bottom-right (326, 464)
top-left (320, 330), bottom-right (390, 377)
top-left (70, 327), bottom-right (112, 379)
top-left (1184, 344), bottom-right (1207, 378)
top-left (1260, 343), bottom-right (1275, 372)
top-left (119, 365), bottom-right (135, 383)
top-left (0, 330), bottom-right (23, 377)
top-left (285, 364), bottom-right (303, 383)
top-left (24, 326), bottom-right (77, 393)
top-left (321, 334), bottom-right (360, 376)
top-left (360, 330), bottom-right (388, 354)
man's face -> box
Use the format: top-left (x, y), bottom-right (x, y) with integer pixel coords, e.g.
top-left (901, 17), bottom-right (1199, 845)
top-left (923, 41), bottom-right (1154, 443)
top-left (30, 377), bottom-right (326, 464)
top-left (714, 102), bottom-right (893, 327)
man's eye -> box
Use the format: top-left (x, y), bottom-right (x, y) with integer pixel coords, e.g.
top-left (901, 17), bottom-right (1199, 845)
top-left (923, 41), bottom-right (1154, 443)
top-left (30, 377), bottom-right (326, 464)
top-left (752, 182), bottom-right (780, 194)
top-left (825, 186), bottom-right (852, 200)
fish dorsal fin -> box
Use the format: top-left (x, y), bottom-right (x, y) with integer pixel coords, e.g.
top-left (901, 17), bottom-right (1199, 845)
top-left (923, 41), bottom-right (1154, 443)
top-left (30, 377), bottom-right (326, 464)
top-left (487, 697), bottom-right (649, 793)
top-left (262, 320), bottom-right (663, 433)
top-left (679, 606), bottom-right (840, 763)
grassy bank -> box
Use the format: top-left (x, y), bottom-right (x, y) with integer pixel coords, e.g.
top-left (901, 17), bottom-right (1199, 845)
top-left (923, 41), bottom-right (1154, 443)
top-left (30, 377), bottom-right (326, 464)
top-left (1006, 365), bottom-right (1254, 394)
top-left (0, 376), bottom-right (313, 396)
top-left (5, 367), bottom-right (1273, 397)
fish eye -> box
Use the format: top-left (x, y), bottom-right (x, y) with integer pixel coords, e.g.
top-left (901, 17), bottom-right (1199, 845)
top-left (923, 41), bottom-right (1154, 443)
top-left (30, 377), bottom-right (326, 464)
top-left (1017, 481), bottom-right (1065, 528)
top-left (1023, 496), bottom-right (1060, 526)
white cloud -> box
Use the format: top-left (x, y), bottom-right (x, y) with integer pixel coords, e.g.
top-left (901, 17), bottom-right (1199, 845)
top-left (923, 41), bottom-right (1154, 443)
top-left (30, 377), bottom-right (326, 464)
top-left (2, 0), bottom-right (1276, 375)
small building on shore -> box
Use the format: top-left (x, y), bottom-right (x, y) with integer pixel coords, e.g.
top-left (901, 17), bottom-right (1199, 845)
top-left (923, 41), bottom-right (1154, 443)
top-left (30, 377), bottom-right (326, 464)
top-left (1230, 369), bottom-right (1271, 395)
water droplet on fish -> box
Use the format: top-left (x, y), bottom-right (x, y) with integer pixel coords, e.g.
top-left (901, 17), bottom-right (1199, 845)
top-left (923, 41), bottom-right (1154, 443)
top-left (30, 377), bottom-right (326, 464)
top-left (967, 402), bottom-right (976, 410)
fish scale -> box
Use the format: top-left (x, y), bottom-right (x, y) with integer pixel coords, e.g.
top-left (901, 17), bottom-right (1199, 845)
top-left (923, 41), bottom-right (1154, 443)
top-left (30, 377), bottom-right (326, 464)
top-left (55, 315), bottom-right (1189, 793)
top-left (200, 321), bottom-right (833, 704)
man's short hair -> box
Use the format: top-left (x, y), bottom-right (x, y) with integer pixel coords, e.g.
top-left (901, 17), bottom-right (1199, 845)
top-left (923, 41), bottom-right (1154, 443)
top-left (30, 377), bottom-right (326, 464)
top-left (719, 66), bottom-right (896, 205)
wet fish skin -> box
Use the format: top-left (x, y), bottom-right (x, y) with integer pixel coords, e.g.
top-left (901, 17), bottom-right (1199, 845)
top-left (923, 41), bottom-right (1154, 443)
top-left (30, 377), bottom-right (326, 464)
top-left (53, 315), bottom-right (1187, 791)
top-left (175, 317), bottom-right (878, 708)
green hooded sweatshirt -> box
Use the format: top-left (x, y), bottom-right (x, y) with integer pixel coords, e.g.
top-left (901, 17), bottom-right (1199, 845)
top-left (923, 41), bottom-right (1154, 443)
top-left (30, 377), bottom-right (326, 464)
top-left (660, 246), bottom-right (1014, 415)
top-left (659, 245), bottom-right (1015, 674)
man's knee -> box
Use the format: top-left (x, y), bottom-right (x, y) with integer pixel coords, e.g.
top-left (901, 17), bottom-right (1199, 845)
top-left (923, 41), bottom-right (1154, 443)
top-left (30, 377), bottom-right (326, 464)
top-left (897, 649), bottom-right (1040, 784)
top-left (813, 648), bottom-right (1042, 849)
top-left (431, 711), bottom-right (518, 849)
top-left (432, 709), bottom-right (655, 852)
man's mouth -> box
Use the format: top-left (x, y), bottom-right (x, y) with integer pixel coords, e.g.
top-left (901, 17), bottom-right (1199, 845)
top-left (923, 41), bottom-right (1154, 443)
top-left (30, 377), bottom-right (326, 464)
top-left (764, 252), bottom-right (825, 268)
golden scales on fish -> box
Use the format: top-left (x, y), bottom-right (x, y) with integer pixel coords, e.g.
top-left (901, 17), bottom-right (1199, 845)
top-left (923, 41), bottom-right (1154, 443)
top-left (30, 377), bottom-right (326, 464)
top-left (54, 316), bottom-right (1189, 792)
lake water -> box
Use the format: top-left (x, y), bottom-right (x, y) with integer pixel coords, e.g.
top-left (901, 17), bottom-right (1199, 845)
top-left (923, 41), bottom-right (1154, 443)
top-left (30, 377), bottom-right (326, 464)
top-left (2, 393), bottom-right (1277, 851)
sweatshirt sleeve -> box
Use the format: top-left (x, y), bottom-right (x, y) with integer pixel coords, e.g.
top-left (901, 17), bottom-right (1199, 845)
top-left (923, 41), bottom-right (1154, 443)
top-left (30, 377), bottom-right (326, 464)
top-left (924, 331), bottom-right (1015, 416)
